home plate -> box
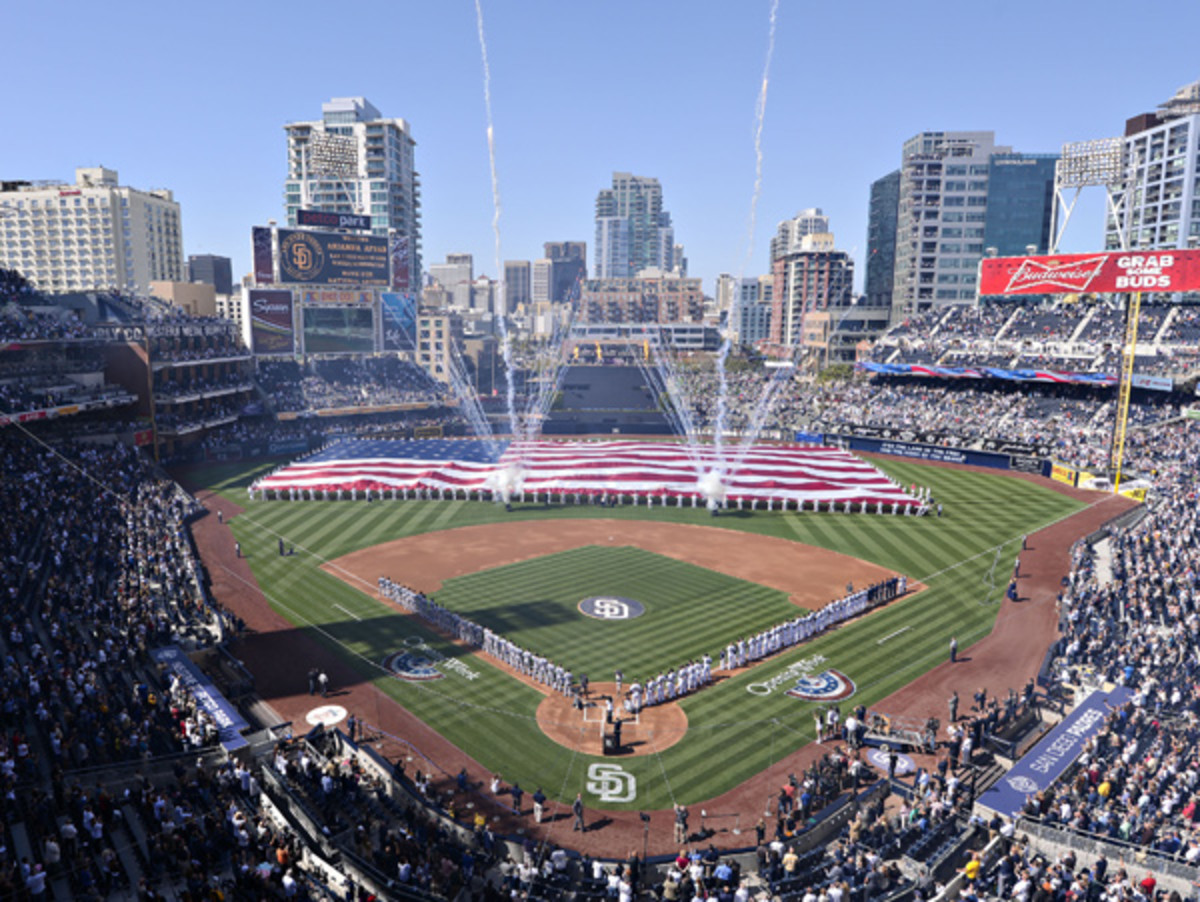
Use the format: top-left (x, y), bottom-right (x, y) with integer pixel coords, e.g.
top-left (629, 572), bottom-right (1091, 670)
top-left (306, 704), bottom-right (348, 727)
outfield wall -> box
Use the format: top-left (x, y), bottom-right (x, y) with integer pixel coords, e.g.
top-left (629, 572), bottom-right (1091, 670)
top-left (822, 432), bottom-right (1030, 472)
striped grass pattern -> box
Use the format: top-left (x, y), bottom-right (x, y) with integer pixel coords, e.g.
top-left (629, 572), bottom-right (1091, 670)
top-left (193, 457), bottom-right (1084, 809)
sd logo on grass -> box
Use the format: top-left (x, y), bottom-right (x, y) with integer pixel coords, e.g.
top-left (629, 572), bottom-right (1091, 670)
top-left (578, 596), bottom-right (645, 620)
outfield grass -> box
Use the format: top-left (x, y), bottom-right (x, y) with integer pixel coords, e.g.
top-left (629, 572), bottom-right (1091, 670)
top-left (189, 455), bottom-right (1087, 810)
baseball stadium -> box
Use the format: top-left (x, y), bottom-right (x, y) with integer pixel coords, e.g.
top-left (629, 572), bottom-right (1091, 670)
top-left (4, 246), bottom-right (1199, 900)
top-left (4, 23), bottom-right (1200, 901)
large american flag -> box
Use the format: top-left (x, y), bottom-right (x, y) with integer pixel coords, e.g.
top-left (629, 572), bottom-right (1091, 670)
top-left (253, 438), bottom-right (920, 508)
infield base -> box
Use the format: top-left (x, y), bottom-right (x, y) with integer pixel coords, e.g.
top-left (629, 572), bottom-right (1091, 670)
top-left (536, 682), bottom-right (688, 756)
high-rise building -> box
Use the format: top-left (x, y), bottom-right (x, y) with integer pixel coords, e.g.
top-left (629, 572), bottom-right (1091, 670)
top-left (0, 167), bottom-right (184, 295)
top-left (770, 208), bottom-right (831, 261)
top-left (428, 253), bottom-right (473, 309)
top-left (888, 131), bottom-right (1056, 318)
top-left (188, 254), bottom-right (233, 295)
top-left (471, 275), bottom-right (495, 313)
top-left (504, 260), bottom-right (531, 309)
top-left (579, 273), bottom-right (704, 324)
top-left (983, 154), bottom-right (1058, 256)
top-left (864, 171), bottom-right (900, 313)
top-left (544, 240), bottom-right (586, 302)
top-left (531, 259), bottom-right (552, 305)
top-left (770, 233), bottom-right (855, 348)
top-left (1108, 80), bottom-right (1200, 252)
top-left (594, 173), bottom-right (678, 278)
top-left (283, 96), bottom-right (421, 289)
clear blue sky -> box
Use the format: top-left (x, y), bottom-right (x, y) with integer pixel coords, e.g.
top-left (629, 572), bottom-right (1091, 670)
top-left (6, 0), bottom-right (1197, 295)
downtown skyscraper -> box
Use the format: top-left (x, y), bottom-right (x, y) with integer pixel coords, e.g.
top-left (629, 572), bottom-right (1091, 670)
top-left (283, 97), bottom-right (422, 290)
top-left (593, 173), bottom-right (682, 279)
top-left (874, 131), bottom-right (1056, 320)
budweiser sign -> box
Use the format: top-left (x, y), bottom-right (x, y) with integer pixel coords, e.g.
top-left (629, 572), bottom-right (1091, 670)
top-left (979, 250), bottom-right (1200, 296)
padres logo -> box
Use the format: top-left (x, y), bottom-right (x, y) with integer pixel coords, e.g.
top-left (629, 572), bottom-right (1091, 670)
top-left (1006, 774), bottom-right (1039, 795)
top-left (866, 748), bottom-right (915, 775)
top-left (785, 669), bottom-right (857, 702)
top-left (280, 232), bottom-right (325, 282)
top-left (578, 596), bottom-right (645, 621)
top-left (382, 650), bottom-right (443, 681)
top-left (586, 762), bottom-right (637, 802)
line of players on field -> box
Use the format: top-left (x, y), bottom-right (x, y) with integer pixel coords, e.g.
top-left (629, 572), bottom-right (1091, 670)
top-left (377, 575), bottom-right (907, 713)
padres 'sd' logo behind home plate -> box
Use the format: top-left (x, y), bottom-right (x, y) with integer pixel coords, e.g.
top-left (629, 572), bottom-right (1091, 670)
top-left (578, 596), bottom-right (645, 620)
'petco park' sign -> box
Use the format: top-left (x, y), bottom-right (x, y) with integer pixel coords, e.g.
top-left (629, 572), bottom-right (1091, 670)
top-left (979, 250), bottom-right (1200, 296)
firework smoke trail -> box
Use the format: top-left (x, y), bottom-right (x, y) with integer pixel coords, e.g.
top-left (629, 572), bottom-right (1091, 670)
top-left (446, 345), bottom-right (502, 460)
top-left (474, 0), bottom-right (518, 443)
top-left (730, 364), bottom-right (793, 474)
top-left (713, 0), bottom-right (779, 474)
top-left (522, 300), bottom-right (578, 441)
top-left (640, 341), bottom-right (705, 476)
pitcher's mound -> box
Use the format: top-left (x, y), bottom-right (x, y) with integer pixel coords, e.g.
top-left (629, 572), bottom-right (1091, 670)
top-left (536, 682), bottom-right (688, 756)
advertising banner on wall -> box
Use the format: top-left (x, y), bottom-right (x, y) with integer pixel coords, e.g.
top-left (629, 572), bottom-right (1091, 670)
top-left (979, 249), bottom-right (1200, 296)
top-left (277, 228), bottom-right (389, 287)
top-left (390, 233), bottom-right (411, 293)
top-left (251, 226), bottom-right (274, 284)
top-left (296, 209), bottom-right (371, 232)
top-left (302, 305), bottom-right (376, 354)
top-left (249, 289), bottom-right (295, 355)
top-left (832, 435), bottom-right (1013, 470)
top-left (1129, 373), bottom-right (1174, 392)
top-left (380, 292), bottom-right (416, 351)
top-left (300, 289), bottom-right (373, 305)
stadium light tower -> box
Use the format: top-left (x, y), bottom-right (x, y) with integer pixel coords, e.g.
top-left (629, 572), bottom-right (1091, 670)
top-left (299, 132), bottom-right (364, 216)
top-left (1049, 138), bottom-right (1129, 253)
top-left (1048, 138), bottom-right (1140, 491)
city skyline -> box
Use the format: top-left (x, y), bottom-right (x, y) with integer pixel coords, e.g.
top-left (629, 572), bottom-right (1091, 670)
top-left (4, 0), bottom-right (1197, 296)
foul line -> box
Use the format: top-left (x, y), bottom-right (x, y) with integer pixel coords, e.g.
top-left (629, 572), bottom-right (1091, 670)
top-left (333, 603), bottom-right (362, 622)
top-left (876, 625), bottom-right (911, 645)
top-left (913, 495), bottom-right (1118, 585)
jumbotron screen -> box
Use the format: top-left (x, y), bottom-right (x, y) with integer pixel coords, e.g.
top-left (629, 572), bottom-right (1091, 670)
top-left (302, 306), bottom-right (376, 354)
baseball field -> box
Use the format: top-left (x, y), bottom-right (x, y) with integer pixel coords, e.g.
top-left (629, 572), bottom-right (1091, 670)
top-left (190, 454), bottom-right (1085, 813)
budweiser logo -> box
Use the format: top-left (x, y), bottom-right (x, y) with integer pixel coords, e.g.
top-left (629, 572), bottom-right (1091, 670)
top-left (1004, 256), bottom-right (1108, 293)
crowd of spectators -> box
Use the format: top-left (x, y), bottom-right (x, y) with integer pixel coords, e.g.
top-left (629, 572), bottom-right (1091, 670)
top-left (155, 371), bottom-right (254, 401)
top-left (0, 434), bottom-right (284, 897)
top-left (257, 357), bottom-right (447, 414)
top-left (961, 829), bottom-right (1193, 902)
top-left (0, 379), bottom-right (134, 417)
top-left (868, 300), bottom-right (1200, 380)
top-left (150, 333), bottom-right (249, 365)
top-left (671, 366), bottom-right (1187, 477)
top-left (155, 400), bottom-right (244, 435)
top-left (0, 308), bottom-right (94, 342)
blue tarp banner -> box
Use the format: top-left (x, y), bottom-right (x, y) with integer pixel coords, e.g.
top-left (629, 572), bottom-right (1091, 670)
top-left (793, 430), bottom-right (824, 444)
top-left (977, 686), bottom-right (1131, 817)
top-left (151, 645), bottom-right (250, 752)
top-left (857, 361), bottom-right (1119, 387)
